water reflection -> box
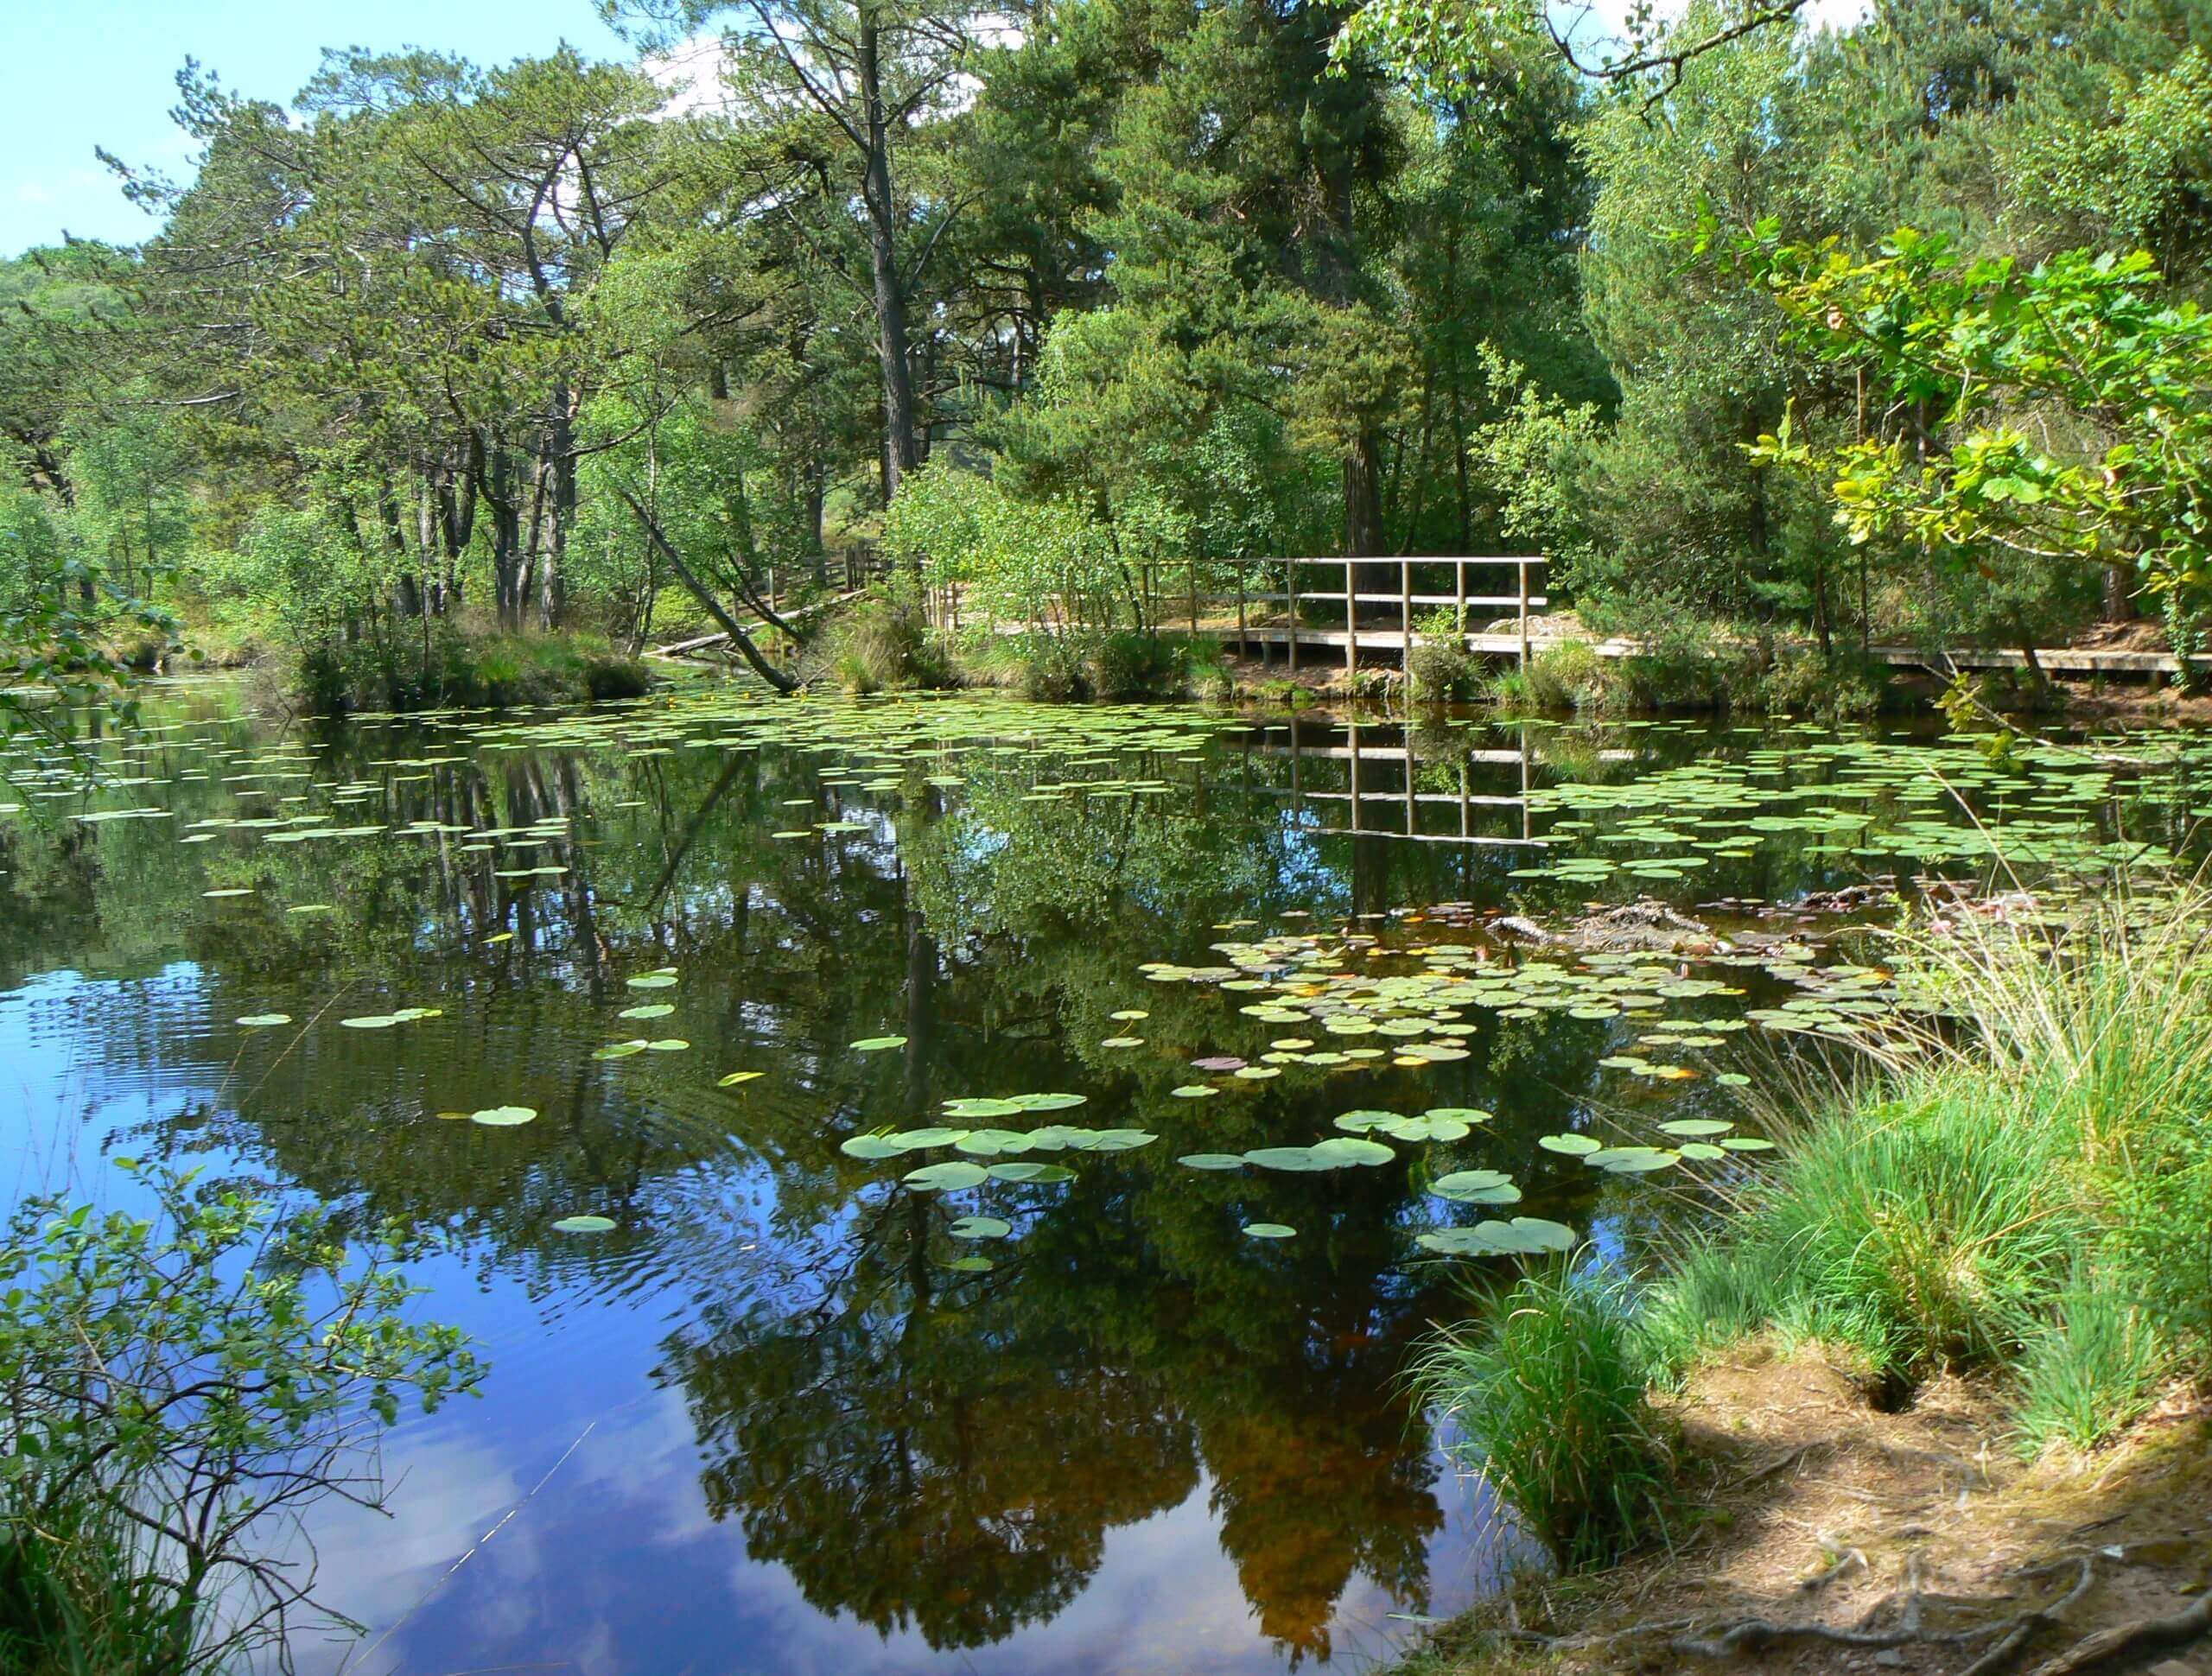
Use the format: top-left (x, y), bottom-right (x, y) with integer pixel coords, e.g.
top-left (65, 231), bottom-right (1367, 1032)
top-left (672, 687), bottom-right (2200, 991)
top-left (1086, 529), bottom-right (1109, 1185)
top-left (1, 685), bottom-right (2196, 1673)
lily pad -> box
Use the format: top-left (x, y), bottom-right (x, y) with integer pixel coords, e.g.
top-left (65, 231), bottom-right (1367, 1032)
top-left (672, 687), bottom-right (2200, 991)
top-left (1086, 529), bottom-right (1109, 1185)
top-left (235, 1013), bottom-right (291, 1027)
top-left (1242, 1222), bottom-right (1297, 1239)
top-left (1177, 1152), bottom-right (1248, 1171)
top-left (852, 1036), bottom-right (908, 1052)
top-left (552, 1215), bottom-right (616, 1235)
top-left (905, 1160), bottom-right (989, 1191)
top-left (469, 1105), bottom-right (537, 1127)
top-left (949, 1215), bottom-right (1013, 1241)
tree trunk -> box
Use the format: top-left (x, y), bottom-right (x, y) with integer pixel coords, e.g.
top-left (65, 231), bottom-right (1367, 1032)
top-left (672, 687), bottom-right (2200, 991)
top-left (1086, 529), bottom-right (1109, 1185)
top-left (859, 12), bottom-right (920, 512)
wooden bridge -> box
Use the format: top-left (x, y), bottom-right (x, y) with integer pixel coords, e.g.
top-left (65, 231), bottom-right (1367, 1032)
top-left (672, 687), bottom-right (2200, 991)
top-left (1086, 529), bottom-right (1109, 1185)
top-left (1104, 555), bottom-right (1548, 671)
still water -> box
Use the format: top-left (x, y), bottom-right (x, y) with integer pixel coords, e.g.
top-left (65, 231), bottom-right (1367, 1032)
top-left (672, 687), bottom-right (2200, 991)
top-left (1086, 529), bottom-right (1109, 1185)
top-left (2, 680), bottom-right (2199, 1675)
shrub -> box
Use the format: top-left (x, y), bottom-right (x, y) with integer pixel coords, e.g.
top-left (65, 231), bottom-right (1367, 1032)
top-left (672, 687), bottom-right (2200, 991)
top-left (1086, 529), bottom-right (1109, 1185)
top-left (1406, 609), bottom-right (1478, 702)
top-left (823, 595), bottom-right (953, 693)
top-left (0, 1161), bottom-right (481, 1673)
top-left (1414, 1267), bottom-right (1672, 1571)
top-left (1084, 629), bottom-right (1180, 700)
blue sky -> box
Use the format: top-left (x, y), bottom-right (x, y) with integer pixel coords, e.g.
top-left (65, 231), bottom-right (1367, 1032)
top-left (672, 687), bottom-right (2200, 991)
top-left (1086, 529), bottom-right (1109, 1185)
top-left (0, 0), bottom-right (635, 257)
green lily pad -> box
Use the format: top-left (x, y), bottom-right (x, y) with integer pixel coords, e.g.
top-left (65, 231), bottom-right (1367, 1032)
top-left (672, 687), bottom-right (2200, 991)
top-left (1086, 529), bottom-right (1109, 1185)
top-left (1177, 1152), bottom-right (1247, 1171)
top-left (552, 1215), bottom-right (616, 1234)
top-left (235, 1013), bottom-right (291, 1027)
top-left (469, 1105), bottom-right (537, 1127)
top-left (1242, 1222), bottom-right (1297, 1239)
top-left (905, 1160), bottom-right (988, 1191)
top-left (949, 1215), bottom-right (1013, 1240)
top-left (852, 1036), bottom-right (908, 1051)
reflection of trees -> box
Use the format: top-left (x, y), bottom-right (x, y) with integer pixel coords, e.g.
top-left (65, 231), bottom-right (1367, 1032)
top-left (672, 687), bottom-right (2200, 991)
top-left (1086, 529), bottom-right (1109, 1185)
top-left (16, 703), bottom-right (1644, 1665)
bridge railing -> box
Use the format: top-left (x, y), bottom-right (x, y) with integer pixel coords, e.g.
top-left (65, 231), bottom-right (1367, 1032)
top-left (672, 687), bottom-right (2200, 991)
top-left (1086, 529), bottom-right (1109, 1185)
top-left (1120, 555), bottom-right (1547, 669)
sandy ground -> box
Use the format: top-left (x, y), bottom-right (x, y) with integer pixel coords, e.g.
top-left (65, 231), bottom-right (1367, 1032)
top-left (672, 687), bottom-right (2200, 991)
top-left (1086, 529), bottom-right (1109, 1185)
top-left (1400, 1346), bottom-right (2212, 1676)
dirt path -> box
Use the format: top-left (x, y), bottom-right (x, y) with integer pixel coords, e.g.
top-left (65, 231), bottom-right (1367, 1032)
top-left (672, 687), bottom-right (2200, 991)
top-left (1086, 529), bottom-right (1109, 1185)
top-left (1402, 1348), bottom-right (2211, 1676)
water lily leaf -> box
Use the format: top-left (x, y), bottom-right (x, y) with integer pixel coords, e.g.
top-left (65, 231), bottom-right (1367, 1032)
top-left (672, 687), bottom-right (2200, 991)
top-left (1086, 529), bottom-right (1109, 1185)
top-left (1006, 1092), bottom-right (1086, 1111)
top-left (1099, 1036), bottom-right (1144, 1049)
top-left (889, 1127), bottom-right (968, 1150)
top-left (469, 1105), bottom-right (537, 1127)
top-left (1243, 1146), bottom-right (1335, 1171)
top-left (1591, 1146), bottom-right (1681, 1173)
top-left (1190, 1056), bottom-right (1246, 1071)
top-left (943, 1096), bottom-right (1026, 1119)
top-left (626, 974), bottom-right (677, 989)
top-left (1720, 1136), bottom-right (1777, 1152)
top-left (1679, 1142), bottom-right (1729, 1160)
top-left (553, 1215), bottom-right (616, 1235)
top-left (954, 1128), bottom-right (1033, 1157)
top-left (1242, 1222), bottom-right (1297, 1239)
top-left (1423, 1107), bottom-right (1493, 1125)
top-left (340, 1014), bottom-right (397, 1029)
top-left (1077, 1128), bottom-right (1157, 1152)
top-left (620, 1004), bottom-right (676, 1019)
top-left (1418, 1217), bottom-right (1574, 1256)
top-left (1333, 1109), bottom-right (1399, 1133)
top-left (1538, 1133), bottom-right (1603, 1156)
top-left (643, 1038), bottom-right (689, 1052)
top-left (592, 1040), bottom-right (648, 1059)
top-left (1177, 1152), bottom-right (1247, 1171)
top-left (1309, 1135), bottom-right (1395, 1167)
top-left (905, 1161), bottom-right (988, 1191)
top-left (1657, 1119), bottom-right (1735, 1137)
top-left (718, 1070), bottom-right (764, 1087)
top-left (988, 1162), bottom-right (1072, 1184)
top-left (944, 1254), bottom-right (995, 1272)
top-left (1170, 1084), bottom-right (1219, 1099)
top-left (235, 1013), bottom-right (291, 1027)
top-left (1429, 1170), bottom-right (1521, 1204)
top-left (949, 1215), bottom-right (1013, 1241)
top-left (852, 1036), bottom-right (908, 1051)
top-left (840, 1133), bottom-right (907, 1160)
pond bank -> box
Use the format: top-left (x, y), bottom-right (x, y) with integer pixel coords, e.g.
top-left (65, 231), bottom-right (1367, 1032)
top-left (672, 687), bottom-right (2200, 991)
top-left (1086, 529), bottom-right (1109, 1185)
top-left (1393, 1351), bottom-right (2212, 1676)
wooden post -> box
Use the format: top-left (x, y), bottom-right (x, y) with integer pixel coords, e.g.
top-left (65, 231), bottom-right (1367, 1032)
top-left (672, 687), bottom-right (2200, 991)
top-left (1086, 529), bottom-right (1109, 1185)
top-left (1188, 564), bottom-right (1199, 636)
top-left (768, 565), bottom-right (778, 613)
top-left (1400, 558), bottom-right (1413, 670)
top-left (1518, 559), bottom-right (1531, 666)
top-left (1455, 559), bottom-right (1467, 638)
top-left (1288, 561), bottom-right (1300, 673)
top-left (1236, 567), bottom-right (1248, 657)
top-left (1344, 558), bottom-right (1358, 679)
top-left (1348, 719), bottom-right (1361, 832)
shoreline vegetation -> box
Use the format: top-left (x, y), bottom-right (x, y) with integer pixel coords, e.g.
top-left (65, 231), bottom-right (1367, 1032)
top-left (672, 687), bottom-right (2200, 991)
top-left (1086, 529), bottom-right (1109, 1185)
top-left (1383, 891), bottom-right (2212, 1676)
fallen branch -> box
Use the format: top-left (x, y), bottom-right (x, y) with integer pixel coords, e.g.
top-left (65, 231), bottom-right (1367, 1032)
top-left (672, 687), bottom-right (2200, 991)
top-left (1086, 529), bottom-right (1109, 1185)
top-left (1953, 1558), bottom-right (2098, 1676)
top-left (613, 485), bottom-right (798, 694)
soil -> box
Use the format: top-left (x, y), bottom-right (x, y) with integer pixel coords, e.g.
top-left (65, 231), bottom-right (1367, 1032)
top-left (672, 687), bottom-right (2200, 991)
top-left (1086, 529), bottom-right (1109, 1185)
top-left (1399, 1346), bottom-right (2212, 1676)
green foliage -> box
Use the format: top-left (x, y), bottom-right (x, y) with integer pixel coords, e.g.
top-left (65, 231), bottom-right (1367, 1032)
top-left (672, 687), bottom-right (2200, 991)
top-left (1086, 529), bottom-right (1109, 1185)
top-left (1413, 1267), bottom-right (1672, 1571)
top-left (1726, 228), bottom-right (2212, 630)
top-left (0, 1161), bottom-right (482, 1672)
top-left (820, 594), bottom-right (954, 693)
top-left (1647, 893), bottom-right (2212, 1449)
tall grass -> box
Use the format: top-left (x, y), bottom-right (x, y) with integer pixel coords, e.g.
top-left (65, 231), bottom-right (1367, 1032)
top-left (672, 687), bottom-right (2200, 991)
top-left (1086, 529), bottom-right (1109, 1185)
top-left (1649, 889), bottom-right (2212, 1447)
top-left (1414, 1267), bottom-right (1671, 1570)
top-left (0, 1501), bottom-right (199, 1676)
top-left (1419, 892), bottom-right (2212, 1573)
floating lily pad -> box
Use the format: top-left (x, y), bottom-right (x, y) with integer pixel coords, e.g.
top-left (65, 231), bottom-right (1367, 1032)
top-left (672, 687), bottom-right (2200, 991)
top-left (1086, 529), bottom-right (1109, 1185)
top-left (949, 1215), bottom-right (1013, 1241)
top-left (235, 1013), bottom-right (291, 1027)
top-left (905, 1160), bottom-right (988, 1191)
top-left (852, 1036), bottom-right (908, 1051)
top-left (1177, 1152), bottom-right (1247, 1171)
top-left (1537, 1133), bottom-right (1604, 1156)
top-left (552, 1215), bottom-right (616, 1235)
top-left (469, 1105), bottom-right (537, 1127)
top-left (1242, 1222), bottom-right (1297, 1239)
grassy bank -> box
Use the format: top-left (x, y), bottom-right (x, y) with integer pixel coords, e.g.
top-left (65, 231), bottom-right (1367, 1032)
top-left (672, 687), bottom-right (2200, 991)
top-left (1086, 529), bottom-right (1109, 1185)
top-left (289, 628), bottom-right (652, 715)
top-left (1397, 892), bottom-right (2212, 1670)
top-left (810, 596), bottom-right (1237, 702)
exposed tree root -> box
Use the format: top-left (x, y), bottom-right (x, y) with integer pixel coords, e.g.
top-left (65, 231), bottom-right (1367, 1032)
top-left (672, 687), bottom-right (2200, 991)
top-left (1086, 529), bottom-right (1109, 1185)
top-left (2022, 1584), bottom-right (2212, 1676)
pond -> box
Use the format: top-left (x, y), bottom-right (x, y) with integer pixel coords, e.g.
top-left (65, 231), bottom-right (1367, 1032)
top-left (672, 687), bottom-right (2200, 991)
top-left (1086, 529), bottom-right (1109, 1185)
top-left (3, 680), bottom-right (2203, 1676)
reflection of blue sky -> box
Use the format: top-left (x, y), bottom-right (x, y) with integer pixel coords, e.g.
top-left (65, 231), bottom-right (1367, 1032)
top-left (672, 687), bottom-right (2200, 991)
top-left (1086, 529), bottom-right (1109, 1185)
top-left (4, 957), bottom-right (1503, 1676)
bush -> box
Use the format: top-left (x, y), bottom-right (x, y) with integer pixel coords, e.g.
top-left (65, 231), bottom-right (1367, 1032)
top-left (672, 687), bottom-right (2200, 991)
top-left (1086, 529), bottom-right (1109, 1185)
top-left (1487, 638), bottom-right (1604, 710)
top-left (0, 1161), bottom-right (481, 1673)
top-left (289, 630), bottom-right (649, 713)
top-left (1084, 629), bottom-right (1181, 700)
top-left (1414, 1268), bottom-right (1672, 1571)
top-left (1406, 609), bottom-right (1479, 702)
top-left (822, 595), bottom-right (954, 693)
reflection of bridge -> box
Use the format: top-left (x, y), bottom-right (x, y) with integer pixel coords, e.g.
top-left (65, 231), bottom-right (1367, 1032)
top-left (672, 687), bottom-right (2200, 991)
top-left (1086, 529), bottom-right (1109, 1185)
top-left (1225, 723), bottom-right (1638, 849)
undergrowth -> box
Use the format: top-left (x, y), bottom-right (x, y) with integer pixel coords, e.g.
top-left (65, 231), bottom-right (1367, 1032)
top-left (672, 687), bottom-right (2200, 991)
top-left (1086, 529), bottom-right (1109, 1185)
top-left (1414, 891), bottom-right (2212, 1577)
